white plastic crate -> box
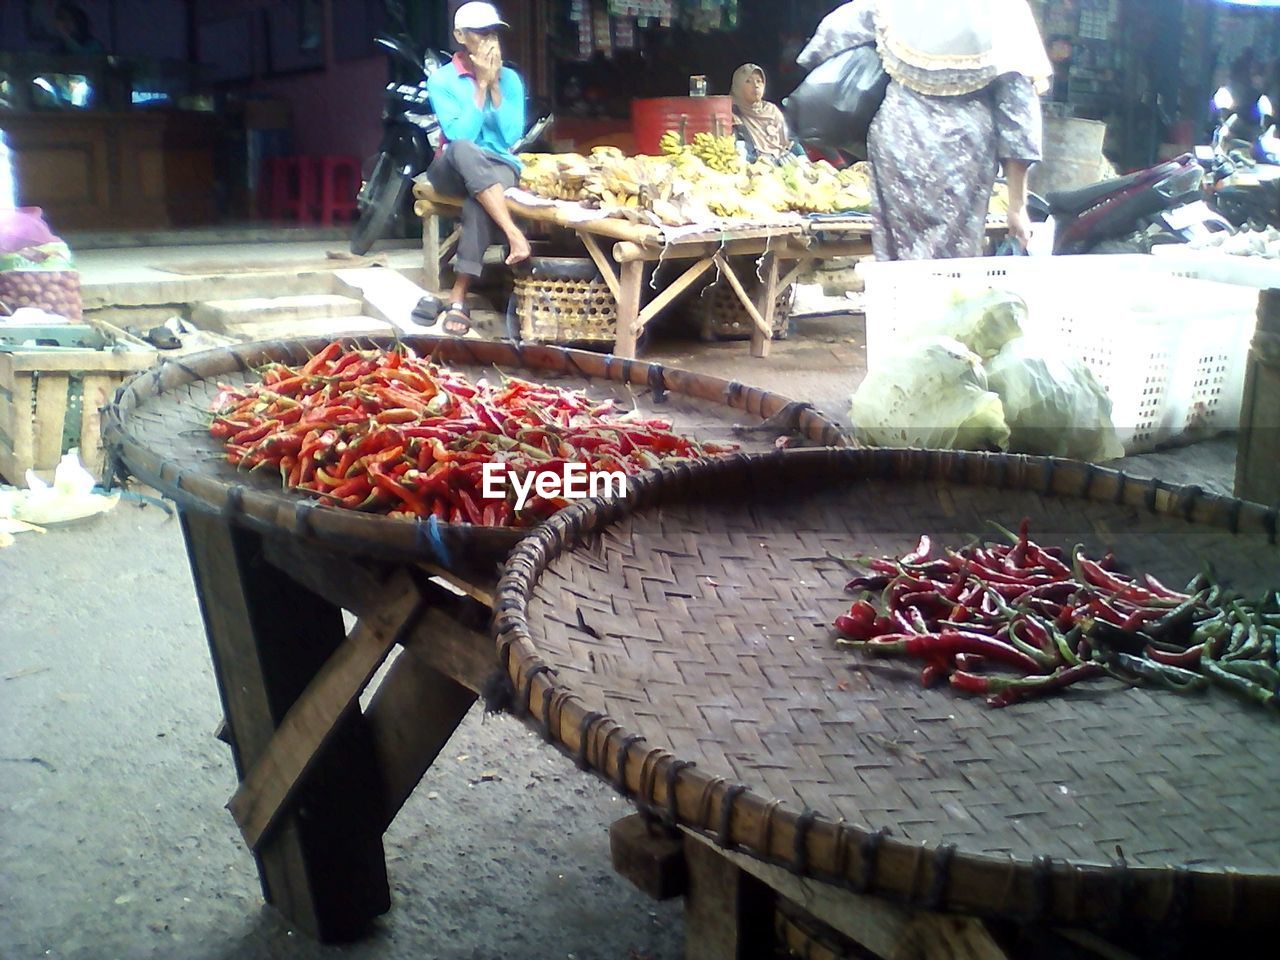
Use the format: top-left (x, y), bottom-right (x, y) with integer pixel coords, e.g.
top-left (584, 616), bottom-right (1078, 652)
top-left (1149, 246), bottom-right (1280, 290)
top-left (857, 256), bottom-right (1259, 453)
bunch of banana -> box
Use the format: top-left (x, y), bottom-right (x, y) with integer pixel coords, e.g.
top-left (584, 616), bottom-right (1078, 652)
top-left (988, 181), bottom-right (1010, 216)
top-left (689, 132), bottom-right (740, 174)
top-left (659, 130), bottom-right (685, 156)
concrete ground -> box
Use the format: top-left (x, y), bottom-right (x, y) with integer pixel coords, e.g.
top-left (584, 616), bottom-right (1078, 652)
top-left (1, 239), bottom-right (1240, 960)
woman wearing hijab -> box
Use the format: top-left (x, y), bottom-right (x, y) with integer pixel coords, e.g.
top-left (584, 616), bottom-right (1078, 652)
top-left (798, 0), bottom-right (1050, 260)
top-left (730, 64), bottom-right (802, 164)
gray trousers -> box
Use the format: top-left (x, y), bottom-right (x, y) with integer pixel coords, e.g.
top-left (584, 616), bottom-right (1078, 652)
top-left (426, 140), bottom-right (518, 279)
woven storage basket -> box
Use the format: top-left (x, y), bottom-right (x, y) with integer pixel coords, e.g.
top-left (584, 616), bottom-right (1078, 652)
top-left (494, 447), bottom-right (1280, 937)
top-left (696, 272), bottom-right (794, 342)
top-left (515, 273), bottom-right (618, 345)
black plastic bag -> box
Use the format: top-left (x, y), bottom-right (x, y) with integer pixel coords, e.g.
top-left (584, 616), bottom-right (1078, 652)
top-left (783, 45), bottom-right (889, 160)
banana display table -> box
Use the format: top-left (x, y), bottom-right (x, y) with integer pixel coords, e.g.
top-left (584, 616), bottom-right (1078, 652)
top-left (413, 179), bottom-right (963, 360)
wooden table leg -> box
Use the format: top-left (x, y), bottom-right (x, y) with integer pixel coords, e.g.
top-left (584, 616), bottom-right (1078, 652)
top-left (750, 252), bottom-right (778, 359)
top-left (682, 834), bottom-right (775, 960)
top-left (181, 511), bottom-right (390, 941)
top-left (422, 213), bottom-right (442, 292)
top-left (613, 260), bottom-right (645, 359)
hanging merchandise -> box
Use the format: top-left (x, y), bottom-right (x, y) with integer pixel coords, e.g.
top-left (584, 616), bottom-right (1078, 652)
top-left (680, 0), bottom-right (739, 33)
top-left (609, 1), bottom-right (674, 19)
top-left (568, 0), bottom-right (595, 59)
top-left (592, 2), bottom-right (614, 58)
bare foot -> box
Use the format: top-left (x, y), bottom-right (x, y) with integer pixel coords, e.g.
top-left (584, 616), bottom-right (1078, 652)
top-left (505, 232), bottom-right (531, 266)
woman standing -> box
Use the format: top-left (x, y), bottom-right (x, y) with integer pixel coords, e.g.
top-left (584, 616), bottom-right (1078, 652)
top-left (798, 0), bottom-right (1050, 260)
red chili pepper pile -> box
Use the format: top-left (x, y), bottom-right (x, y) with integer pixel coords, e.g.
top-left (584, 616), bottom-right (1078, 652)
top-left (207, 340), bottom-right (736, 527)
top-left (834, 519), bottom-right (1280, 713)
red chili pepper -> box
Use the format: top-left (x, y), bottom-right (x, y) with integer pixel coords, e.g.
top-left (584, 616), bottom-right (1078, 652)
top-left (1144, 643), bottom-right (1204, 668)
top-left (368, 462), bottom-right (429, 516)
top-left (844, 631), bottom-right (1045, 674)
top-left (952, 662), bottom-right (1104, 707)
top-left (301, 341), bottom-right (343, 376)
top-left (1138, 573), bottom-right (1190, 602)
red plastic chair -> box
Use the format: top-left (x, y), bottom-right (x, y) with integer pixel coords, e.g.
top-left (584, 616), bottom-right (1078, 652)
top-left (317, 155), bottom-right (361, 226)
top-left (263, 155), bottom-right (318, 223)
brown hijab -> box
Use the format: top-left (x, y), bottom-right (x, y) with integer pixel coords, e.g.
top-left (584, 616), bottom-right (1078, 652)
top-left (731, 64), bottom-right (790, 160)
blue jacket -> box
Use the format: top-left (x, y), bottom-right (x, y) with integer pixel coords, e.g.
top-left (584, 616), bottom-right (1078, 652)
top-left (427, 53), bottom-right (526, 173)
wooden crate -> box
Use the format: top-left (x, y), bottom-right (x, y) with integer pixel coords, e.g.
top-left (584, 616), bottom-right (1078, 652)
top-left (0, 322), bottom-right (156, 484)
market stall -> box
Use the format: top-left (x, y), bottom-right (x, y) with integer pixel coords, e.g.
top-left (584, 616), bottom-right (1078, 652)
top-left (413, 141), bottom-right (1008, 359)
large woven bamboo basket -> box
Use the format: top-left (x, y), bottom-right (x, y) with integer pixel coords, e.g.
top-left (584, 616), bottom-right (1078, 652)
top-left (100, 336), bottom-right (848, 571)
top-left (494, 448), bottom-right (1280, 936)
top-left (514, 274), bottom-right (618, 346)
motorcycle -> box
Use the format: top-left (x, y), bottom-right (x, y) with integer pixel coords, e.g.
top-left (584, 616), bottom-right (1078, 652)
top-left (350, 32), bottom-right (446, 256)
top-left (350, 28), bottom-right (555, 256)
top-left (1194, 92), bottom-right (1280, 233)
top-left (1030, 153), bottom-right (1233, 255)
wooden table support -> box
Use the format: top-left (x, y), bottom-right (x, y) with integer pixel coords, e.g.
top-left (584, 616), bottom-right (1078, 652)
top-left (411, 182), bottom-right (906, 360)
top-left (180, 511), bottom-right (391, 941)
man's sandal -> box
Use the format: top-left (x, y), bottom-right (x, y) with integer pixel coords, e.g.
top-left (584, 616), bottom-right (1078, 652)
top-left (440, 302), bottom-right (472, 337)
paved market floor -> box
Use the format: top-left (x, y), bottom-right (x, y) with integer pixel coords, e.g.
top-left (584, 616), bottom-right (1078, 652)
top-left (1, 239), bottom-right (1240, 960)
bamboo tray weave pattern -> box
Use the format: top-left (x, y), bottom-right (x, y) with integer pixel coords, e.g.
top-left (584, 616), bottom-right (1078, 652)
top-left (494, 448), bottom-right (1280, 932)
top-left (100, 336), bottom-right (846, 567)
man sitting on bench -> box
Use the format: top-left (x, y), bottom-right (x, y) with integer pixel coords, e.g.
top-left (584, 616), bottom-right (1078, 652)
top-left (425, 1), bottom-right (531, 336)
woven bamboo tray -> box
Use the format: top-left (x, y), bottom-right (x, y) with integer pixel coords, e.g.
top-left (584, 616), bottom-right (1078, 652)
top-left (494, 448), bottom-right (1280, 933)
top-left (100, 336), bottom-right (847, 568)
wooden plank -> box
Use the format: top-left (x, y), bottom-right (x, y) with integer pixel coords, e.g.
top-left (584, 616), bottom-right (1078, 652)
top-left (0, 369), bottom-right (33, 484)
top-left (78, 373), bottom-right (114, 480)
top-left (692, 831), bottom-right (1008, 960)
top-left (32, 372), bottom-right (69, 471)
top-left (634, 256), bottom-right (716, 333)
top-left (228, 569), bottom-right (423, 851)
top-left (580, 233), bottom-right (622, 301)
top-left (260, 536), bottom-right (390, 616)
top-left (421, 562), bottom-right (496, 608)
top-left (86, 316), bottom-right (152, 349)
top-left (714, 254), bottom-right (771, 342)
top-left (613, 260), bottom-right (645, 359)
top-left (366, 618), bottom-right (479, 830)
top-left (400, 602), bottom-right (495, 695)
top-left (750, 252), bottom-right (778, 359)
top-left (610, 813), bottom-right (687, 901)
top-left (4, 349), bottom-right (157, 374)
top-left (1235, 290), bottom-right (1279, 504)
top-left (613, 236), bottom-right (814, 264)
top-left (422, 213), bottom-right (443, 292)
top-left (682, 832), bottom-right (775, 960)
top-left (180, 511), bottom-right (390, 942)
top-left (777, 260), bottom-right (806, 295)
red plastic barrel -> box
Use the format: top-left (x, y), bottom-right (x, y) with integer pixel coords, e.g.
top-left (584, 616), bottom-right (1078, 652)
top-left (631, 96), bottom-right (734, 156)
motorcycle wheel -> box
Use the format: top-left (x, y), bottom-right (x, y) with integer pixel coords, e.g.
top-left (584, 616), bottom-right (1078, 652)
top-left (350, 159), bottom-right (408, 256)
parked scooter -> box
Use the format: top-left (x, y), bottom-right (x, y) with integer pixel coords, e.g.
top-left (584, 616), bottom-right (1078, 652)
top-left (351, 26), bottom-right (554, 256)
top-left (1031, 153), bottom-right (1233, 255)
top-left (1199, 92), bottom-right (1280, 233)
top-left (350, 31), bottom-right (446, 256)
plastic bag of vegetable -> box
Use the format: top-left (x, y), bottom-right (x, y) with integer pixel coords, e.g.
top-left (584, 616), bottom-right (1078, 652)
top-left (985, 336), bottom-right (1124, 462)
top-left (917, 288), bottom-right (1028, 361)
top-left (849, 337), bottom-right (1010, 451)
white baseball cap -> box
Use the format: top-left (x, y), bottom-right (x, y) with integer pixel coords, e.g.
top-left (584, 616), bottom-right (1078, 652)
top-left (454, 2), bottom-right (508, 32)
